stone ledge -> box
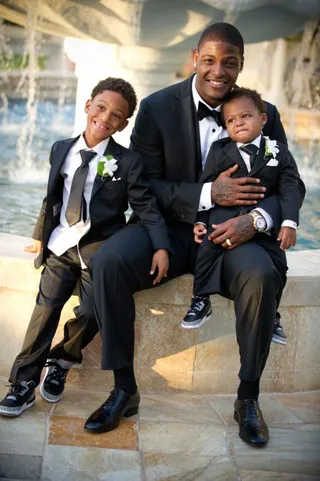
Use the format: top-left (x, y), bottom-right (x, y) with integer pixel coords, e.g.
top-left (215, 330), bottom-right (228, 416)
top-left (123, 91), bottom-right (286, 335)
top-left (0, 232), bottom-right (319, 394)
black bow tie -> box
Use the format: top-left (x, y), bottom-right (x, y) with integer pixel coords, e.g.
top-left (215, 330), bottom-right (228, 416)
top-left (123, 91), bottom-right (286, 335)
top-left (197, 101), bottom-right (222, 126)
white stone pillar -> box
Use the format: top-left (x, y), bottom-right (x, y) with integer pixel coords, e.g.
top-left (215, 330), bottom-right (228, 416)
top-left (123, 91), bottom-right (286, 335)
top-left (64, 38), bottom-right (188, 146)
top-left (266, 38), bottom-right (287, 108)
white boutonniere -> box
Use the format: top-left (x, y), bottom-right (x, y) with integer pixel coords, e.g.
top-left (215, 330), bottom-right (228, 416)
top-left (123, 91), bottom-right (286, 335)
top-left (97, 155), bottom-right (118, 178)
top-left (264, 136), bottom-right (279, 159)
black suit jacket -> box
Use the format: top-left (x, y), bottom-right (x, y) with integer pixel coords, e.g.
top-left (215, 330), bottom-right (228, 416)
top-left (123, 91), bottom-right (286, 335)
top-left (198, 136), bottom-right (301, 234)
top-left (130, 75), bottom-right (305, 228)
top-left (32, 136), bottom-right (170, 269)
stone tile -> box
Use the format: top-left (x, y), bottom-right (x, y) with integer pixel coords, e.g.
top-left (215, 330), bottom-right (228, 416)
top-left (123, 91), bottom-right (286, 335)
top-left (229, 424), bottom-right (320, 475)
top-left (192, 369), bottom-right (238, 394)
top-left (139, 422), bottom-right (227, 456)
top-left (43, 444), bottom-right (142, 481)
top-left (144, 454), bottom-right (239, 481)
top-left (271, 392), bottom-right (320, 423)
top-left (0, 453), bottom-right (41, 480)
top-left (48, 415), bottom-right (137, 450)
top-left (210, 394), bottom-right (304, 426)
top-left (139, 393), bottom-right (223, 424)
top-left (0, 412), bottom-right (46, 455)
top-left (52, 389), bottom-right (109, 418)
top-left (194, 308), bottom-right (238, 371)
top-left (78, 367), bottom-right (114, 391)
top-left (138, 304), bottom-right (198, 391)
top-left (135, 280), bottom-right (175, 304)
top-left (138, 364), bottom-right (194, 393)
top-left (239, 470), bottom-right (320, 480)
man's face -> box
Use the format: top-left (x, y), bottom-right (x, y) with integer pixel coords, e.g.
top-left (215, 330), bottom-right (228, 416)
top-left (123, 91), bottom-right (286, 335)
top-left (84, 90), bottom-right (129, 147)
top-left (194, 40), bottom-right (243, 107)
top-left (223, 96), bottom-right (267, 144)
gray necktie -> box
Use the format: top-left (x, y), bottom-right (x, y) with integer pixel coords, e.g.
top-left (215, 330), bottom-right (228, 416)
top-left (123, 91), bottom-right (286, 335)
top-left (65, 150), bottom-right (96, 227)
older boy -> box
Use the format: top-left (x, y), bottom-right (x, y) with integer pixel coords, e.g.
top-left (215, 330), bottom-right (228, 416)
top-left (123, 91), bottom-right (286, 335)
top-left (0, 77), bottom-right (170, 418)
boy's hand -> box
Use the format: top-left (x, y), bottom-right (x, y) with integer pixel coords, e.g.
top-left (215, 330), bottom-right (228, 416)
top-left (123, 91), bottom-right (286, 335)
top-left (150, 249), bottom-right (169, 285)
top-left (193, 223), bottom-right (207, 244)
top-left (277, 226), bottom-right (296, 251)
top-left (24, 240), bottom-right (42, 253)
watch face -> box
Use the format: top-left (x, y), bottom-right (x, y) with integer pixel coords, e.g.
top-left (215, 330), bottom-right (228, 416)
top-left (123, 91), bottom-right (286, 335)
top-left (256, 217), bottom-right (266, 229)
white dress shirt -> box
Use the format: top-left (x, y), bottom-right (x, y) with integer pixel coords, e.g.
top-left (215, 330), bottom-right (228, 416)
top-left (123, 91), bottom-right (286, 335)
top-left (48, 135), bottom-right (110, 268)
top-left (237, 134), bottom-right (297, 230)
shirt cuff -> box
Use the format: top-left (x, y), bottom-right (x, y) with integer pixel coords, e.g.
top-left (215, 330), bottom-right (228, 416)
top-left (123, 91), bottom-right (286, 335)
top-left (281, 220), bottom-right (297, 229)
top-left (198, 183), bottom-right (214, 212)
top-left (254, 208), bottom-right (273, 232)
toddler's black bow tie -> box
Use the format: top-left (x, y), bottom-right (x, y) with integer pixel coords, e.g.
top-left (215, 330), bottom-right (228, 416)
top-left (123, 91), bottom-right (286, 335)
top-left (197, 101), bottom-right (222, 126)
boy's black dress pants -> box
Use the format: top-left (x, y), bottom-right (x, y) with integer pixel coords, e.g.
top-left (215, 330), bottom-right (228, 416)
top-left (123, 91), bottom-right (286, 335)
top-left (9, 246), bottom-right (98, 386)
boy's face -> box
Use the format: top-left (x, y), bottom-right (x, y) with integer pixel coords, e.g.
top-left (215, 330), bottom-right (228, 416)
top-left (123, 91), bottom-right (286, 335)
top-left (223, 97), bottom-right (267, 144)
top-left (84, 90), bottom-right (129, 147)
top-left (194, 40), bottom-right (243, 108)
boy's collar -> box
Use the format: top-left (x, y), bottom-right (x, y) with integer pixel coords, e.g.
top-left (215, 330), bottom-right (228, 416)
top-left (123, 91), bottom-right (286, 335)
top-left (236, 133), bottom-right (262, 150)
top-left (75, 134), bottom-right (110, 156)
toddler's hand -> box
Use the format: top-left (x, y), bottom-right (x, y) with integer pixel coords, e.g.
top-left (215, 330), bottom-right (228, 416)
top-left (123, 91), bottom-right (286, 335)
top-left (150, 249), bottom-right (169, 285)
top-left (193, 223), bottom-right (207, 244)
top-left (277, 227), bottom-right (296, 251)
top-left (24, 240), bottom-right (42, 253)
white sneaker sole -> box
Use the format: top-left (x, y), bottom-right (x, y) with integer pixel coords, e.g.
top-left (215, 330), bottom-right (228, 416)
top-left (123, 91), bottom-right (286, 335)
top-left (0, 398), bottom-right (35, 417)
top-left (181, 312), bottom-right (212, 329)
top-left (272, 336), bottom-right (287, 345)
top-left (39, 366), bottom-right (63, 403)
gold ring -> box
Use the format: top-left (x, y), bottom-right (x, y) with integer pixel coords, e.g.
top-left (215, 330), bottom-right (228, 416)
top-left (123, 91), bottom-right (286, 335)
top-left (226, 238), bottom-right (232, 247)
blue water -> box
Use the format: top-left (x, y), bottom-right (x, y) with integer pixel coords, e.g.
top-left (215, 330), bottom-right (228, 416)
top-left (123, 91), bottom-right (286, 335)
top-left (0, 100), bottom-right (319, 250)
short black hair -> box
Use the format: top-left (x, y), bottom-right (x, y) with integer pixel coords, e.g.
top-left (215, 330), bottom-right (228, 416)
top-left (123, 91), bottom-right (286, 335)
top-left (221, 88), bottom-right (266, 124)
top-left (197, 22), bottom-right (244, 57)
top-left (91, 77), bottom-right (137, 118)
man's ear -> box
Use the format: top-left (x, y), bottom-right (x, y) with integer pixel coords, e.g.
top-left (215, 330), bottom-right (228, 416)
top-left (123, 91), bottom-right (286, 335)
top-left (193, 50), bottom-right (199, 68)
top-left (118, 119), bottom-right (129, 132)
top-left (84, 99), bottom-right (91, 113)
top-left (240, 56), bottom-right (244, 72)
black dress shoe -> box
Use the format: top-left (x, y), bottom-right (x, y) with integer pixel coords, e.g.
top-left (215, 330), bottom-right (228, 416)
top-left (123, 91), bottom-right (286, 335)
top-left (84, 388), bottom-right (140, 433)
top-left (234, 399), bottom-right (269, 448)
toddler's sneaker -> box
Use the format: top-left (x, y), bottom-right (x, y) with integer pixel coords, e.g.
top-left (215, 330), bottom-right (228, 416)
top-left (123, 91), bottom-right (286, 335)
top-left (181, 296), bottom-right (212, 329)
top-left (0, 380), bottom-right (35, 417)
top-left (40, 358), bottom-right (73, 403)
top-left (272, 312), bottom-right (287, 345)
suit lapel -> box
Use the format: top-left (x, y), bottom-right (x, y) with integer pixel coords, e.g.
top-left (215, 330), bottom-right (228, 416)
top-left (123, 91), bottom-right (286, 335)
top-left (91, 136), bottom-right (122, 199)
top-left (178, 76), bottom-right (200, 181)
top-left (250, 136), bottom-right (268, 177)
top-left (47, 137), bottom-right (79, 196)
top-left (223, 141), bottom-right (248, 174)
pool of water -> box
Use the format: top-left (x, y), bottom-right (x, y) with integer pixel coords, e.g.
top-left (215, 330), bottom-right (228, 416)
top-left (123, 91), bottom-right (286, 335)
top-left (0, 100), bottom-right (319, 250)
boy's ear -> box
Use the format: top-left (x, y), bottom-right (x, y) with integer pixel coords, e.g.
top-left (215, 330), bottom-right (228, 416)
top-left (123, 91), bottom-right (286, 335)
top-left (261, 112), bottom-right (268, 127)
top-left (117, 119), bottom-right (129, 132)
top-left (85, 99), bottom-right (92, 113)
top-left (240, 56), bottom-right (244, 72)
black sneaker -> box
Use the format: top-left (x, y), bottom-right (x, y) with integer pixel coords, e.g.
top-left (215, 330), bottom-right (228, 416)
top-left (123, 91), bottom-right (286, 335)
top-left (272, 312), bottom-right (287, 345)
top-left (39, 358), bottom-right (73, 403)
top-left (181, 296), bottom-right (212, 329)
top-left (0, 381), bottom-right (35, 417)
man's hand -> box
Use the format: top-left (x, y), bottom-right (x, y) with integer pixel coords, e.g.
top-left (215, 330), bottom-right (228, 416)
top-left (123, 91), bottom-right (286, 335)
top-left (24, 240), bottom-right (42, 253)
top-left (277, 226), bottom-right (296, 251)
top-left (193, 223), bottom-right (207, 244)
top-left (211, 164), bottom-right (266, 206)
top-left (208, 215), bottom-right (255, 249)
top-left (150, 248), bottom-right (169, 285)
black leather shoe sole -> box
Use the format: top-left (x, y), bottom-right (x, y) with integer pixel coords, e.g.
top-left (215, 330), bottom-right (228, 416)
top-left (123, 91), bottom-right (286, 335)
top-left (84, 404), bottom-right (139, 434)
top-left (234, 411), bottom-right (269, 448)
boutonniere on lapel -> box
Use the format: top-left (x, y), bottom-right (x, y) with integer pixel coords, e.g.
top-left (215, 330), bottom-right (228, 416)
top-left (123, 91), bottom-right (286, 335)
top-left (97, 155), bottom-right (121, 181)
top-left (264, 136), bottom-right (279, 166)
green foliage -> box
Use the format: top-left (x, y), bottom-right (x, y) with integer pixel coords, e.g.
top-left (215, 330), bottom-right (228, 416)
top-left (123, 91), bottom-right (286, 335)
top-left (0, 54), bottom-right (48, 71)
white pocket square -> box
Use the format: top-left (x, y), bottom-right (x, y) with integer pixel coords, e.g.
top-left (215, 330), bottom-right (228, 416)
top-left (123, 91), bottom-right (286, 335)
top-left (266, 159), bottom-right (278, 167)
top-left (112, 177), bottom-right (122, 182)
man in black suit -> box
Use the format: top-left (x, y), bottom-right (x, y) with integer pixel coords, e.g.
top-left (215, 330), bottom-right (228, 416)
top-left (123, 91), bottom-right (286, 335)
top-left (84, 23), bottom-right (305, 446)
top-left (0, 77), bottom-right (170, 419)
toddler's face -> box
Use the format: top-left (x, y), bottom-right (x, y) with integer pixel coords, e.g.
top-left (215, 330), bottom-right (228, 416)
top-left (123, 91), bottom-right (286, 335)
top-left (223, 97), bottom-right (267, 144)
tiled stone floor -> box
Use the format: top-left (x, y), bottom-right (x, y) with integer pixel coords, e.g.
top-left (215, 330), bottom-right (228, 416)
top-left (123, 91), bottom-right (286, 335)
top-left (0, 378), bottom-right (319, 481)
